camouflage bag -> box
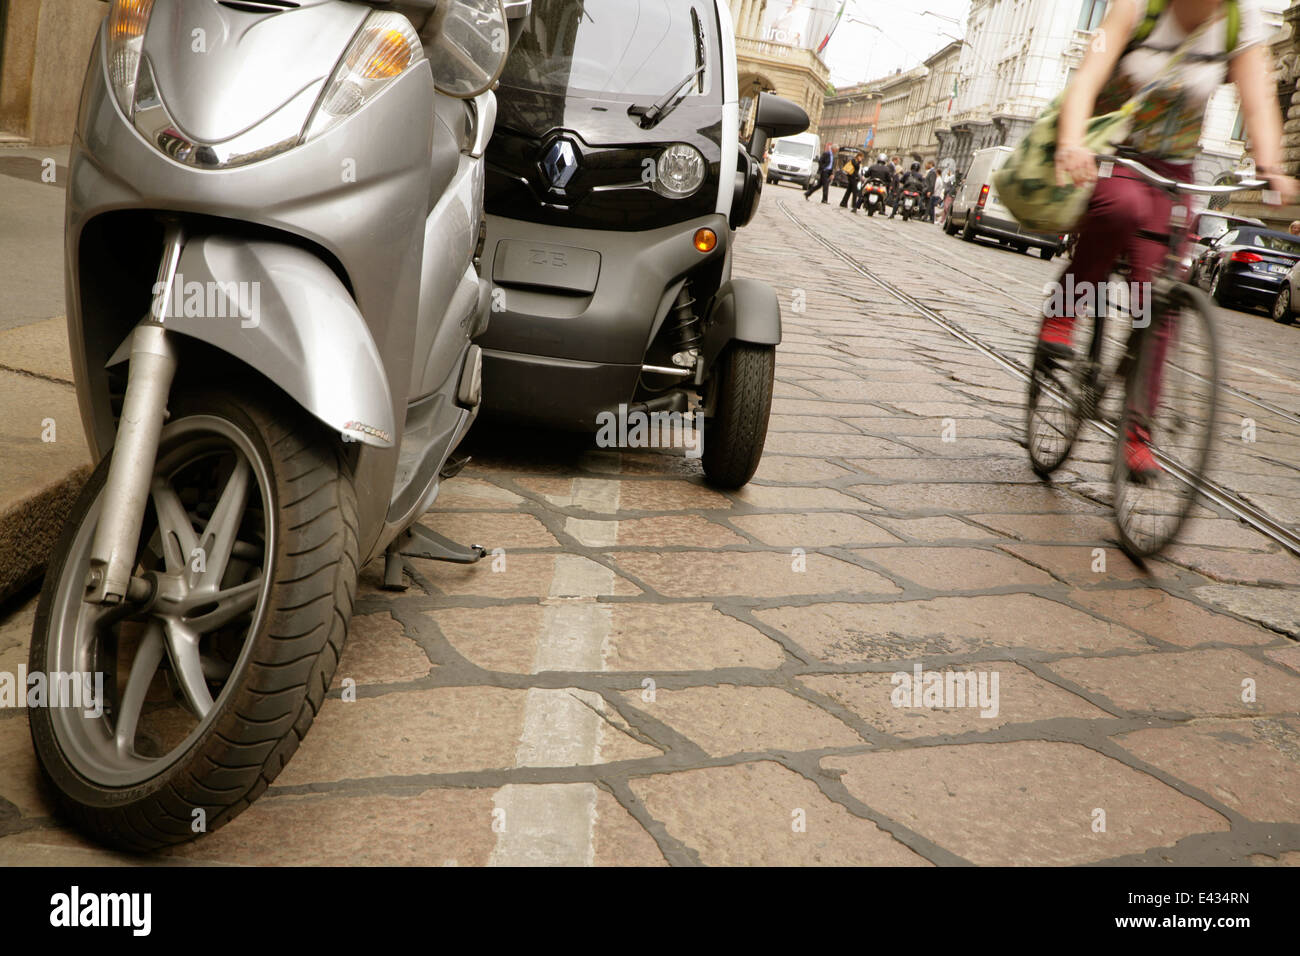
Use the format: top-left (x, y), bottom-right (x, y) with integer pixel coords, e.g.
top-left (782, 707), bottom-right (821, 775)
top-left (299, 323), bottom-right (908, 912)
top-left (994, 9), bottom-right (1223, 234)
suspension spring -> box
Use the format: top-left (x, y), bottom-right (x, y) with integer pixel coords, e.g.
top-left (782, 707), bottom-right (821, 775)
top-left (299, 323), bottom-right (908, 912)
top-left (672, 284), bottom-right (702, 353)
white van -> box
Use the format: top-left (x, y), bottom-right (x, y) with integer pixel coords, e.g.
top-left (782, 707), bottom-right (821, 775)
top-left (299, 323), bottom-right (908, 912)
top-left (766, 131), bottom-right (822, 189)
top-left (947, 146), bottom-right (1065, 260)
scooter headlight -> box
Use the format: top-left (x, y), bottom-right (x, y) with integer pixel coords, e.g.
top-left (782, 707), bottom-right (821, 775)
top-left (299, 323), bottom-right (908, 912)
top-left (106, 0), bottom-right (156, 118)
top-left (654, 144), bottom-right (707, 199)
top-left (305, 13), bottom-right (426, 142)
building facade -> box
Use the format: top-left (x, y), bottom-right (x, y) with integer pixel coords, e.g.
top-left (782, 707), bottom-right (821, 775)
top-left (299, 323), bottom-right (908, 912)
top-left (900, 40), bottom-right (965, 167)
top-left (937, 0), bottom-right (1090, 175)
top-left (871, 67), bottom-right (929, 160)
top-left (1225, 1), bottom-right (1300, 228)
top-left (731, 0), bottom-right (833, 138)
top-left (1197, 0), bottom-right (1289, 184)
top-left (819, 82), bottom-right (883, 154)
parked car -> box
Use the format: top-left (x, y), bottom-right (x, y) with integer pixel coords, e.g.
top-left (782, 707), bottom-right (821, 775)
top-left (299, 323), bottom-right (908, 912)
top-left (478, 0), bottom-right (809, 488)
top-left (1189, 210), bottom-right (1264, 245)
top-left (1192, 226), bottom-right (1300, 312)
top-left (766, 131), bottom-right (821, 188)
top-left (1184, 210), bottom-right (1264, 281)
top-left (946, 146), bottom-right (1065, 259)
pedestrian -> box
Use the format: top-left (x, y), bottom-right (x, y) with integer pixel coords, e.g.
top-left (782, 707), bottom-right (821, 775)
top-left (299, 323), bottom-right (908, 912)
top-left (804, 142), bottom-right (836, 203)
top-left (941, 169), bottom-right (959, 225)
top-left (839, 151), bottom-right (864, 209)
top-left (922, 159), bottom-right (939, 222)
top-left (1289, 220), bottom-right (1300, 236)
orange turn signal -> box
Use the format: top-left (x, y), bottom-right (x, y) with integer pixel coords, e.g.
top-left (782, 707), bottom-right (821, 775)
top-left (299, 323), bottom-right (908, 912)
top-left (359, 28), bottom-right (416, 80)
top-left (693, 228), bottom-right (717, 253)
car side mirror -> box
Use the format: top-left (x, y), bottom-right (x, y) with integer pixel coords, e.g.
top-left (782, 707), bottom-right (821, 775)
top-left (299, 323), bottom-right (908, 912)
top-left (748, 93), bottom-right (809, 162)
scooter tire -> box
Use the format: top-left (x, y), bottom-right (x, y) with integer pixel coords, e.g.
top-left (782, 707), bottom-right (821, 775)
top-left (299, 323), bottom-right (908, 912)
top-left (28, 387), bottom-right (359, 851)
top-left (702, 343), bottom-right (775, 489)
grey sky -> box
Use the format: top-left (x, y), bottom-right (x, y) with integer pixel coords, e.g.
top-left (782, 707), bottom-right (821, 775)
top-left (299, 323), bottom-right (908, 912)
top-left (813, 0), bottom-right (973, 87)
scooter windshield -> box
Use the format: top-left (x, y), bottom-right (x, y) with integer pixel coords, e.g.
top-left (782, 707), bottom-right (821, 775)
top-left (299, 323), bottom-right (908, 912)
top-left (499, 0), bottom-right (718, 101)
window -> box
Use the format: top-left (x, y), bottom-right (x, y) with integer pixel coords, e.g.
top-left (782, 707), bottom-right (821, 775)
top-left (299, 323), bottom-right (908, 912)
top-left (1077, 0), bottom-right (1106, 32)
top-left (1230, 108), bottom-right (1245, 142)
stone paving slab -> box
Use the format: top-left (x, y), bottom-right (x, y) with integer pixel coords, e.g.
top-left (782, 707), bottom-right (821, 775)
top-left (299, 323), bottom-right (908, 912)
top-left (0, 189), bottom-right (1296, 866)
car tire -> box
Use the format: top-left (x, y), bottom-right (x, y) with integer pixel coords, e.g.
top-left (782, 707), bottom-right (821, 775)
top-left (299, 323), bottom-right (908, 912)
top-left (961, 219), bottom-right (977, 242)
top-left (1040, 247), bottom-right (1054, 261)
top-left (702, 343), bottom-right (775, 489)
top-left (1209, 267), bottom-right (1231, 307)
top-left (1273, 285), bottom-right (1295, 324)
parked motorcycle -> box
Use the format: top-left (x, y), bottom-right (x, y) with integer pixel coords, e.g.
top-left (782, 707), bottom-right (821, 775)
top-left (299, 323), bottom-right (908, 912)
top-left (28, 0), bottom-right (524, 850)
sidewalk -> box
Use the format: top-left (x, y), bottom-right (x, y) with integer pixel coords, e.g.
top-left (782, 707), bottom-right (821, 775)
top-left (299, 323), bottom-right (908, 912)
top-left (0, 145), bottom-right (89, 604)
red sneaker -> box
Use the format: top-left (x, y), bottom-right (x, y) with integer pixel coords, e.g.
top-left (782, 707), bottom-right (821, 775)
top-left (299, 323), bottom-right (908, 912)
top-left (1125, 425), bottom-right (1162, 482)
top-left (1039, 314), bottom-right (1076, 359)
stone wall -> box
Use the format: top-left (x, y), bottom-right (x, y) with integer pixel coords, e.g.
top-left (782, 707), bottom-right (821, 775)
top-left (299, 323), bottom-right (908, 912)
top-left (0, 0), bottom-right (106, 145)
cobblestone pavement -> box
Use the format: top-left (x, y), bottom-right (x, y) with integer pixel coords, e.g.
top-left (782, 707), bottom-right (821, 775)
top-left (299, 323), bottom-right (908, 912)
top-left (1, 188), bottom-right (1298, 866)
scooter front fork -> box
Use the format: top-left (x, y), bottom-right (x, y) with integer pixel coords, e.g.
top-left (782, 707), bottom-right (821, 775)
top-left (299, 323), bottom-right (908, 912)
top-left (84, 225), bottom-right (184, 605)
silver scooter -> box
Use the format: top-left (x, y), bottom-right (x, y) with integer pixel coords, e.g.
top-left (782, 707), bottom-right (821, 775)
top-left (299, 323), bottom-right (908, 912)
top-left (28, 0), bottom-right (526, 850)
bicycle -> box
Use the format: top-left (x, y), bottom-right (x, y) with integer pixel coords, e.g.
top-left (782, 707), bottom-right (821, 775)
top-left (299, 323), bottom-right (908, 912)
top-left (1024, 153), bottom-right (1267, 559)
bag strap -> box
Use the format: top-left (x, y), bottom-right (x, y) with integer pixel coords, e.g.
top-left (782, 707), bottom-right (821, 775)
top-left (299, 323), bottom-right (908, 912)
top-left (1131, 0), bottom-right (1168, 48)
top-left (1123, 10), bottom-right (1226, 109)
top-left (1126, 0), bottom-right (1238, 56)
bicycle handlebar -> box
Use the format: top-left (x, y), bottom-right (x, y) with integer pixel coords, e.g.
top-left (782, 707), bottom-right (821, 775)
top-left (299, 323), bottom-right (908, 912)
top-left (1102, 155), bottom-right (1268, 197)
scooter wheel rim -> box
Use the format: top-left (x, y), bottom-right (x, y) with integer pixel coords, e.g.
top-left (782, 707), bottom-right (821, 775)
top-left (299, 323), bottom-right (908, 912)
top-left (42, 415), bottom-right (276, 788)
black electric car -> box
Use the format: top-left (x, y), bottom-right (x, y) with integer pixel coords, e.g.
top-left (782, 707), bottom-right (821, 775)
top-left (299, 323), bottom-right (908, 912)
top-left (476, 0), bottom-right (808, 487)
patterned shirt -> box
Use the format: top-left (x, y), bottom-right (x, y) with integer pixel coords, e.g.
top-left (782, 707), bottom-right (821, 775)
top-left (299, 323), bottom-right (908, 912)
top-left (1094, 0), bottom-right (1269, 160)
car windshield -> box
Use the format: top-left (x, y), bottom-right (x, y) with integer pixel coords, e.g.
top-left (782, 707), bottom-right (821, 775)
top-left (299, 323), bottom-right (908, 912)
top-left (498, 0), bottom-right (715, 100)
top-left (1197, 215), bottom-right (1234, 239)
top-left (773, 141), bottom-right (816, 160)
top-left (1243, 231), bottom-right (1300, 255)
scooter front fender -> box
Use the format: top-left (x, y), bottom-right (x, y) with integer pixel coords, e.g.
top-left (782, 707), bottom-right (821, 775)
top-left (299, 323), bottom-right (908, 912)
top-left (112, 237), bottom-right (397, 448)
top-left (701, 278), bottom-right (782, 372)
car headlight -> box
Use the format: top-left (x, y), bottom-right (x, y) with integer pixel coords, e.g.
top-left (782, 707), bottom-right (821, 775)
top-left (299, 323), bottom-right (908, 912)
top-left (654, 144), bottom-right (706, 199)
top-left (304, 13), bottom-right (426, 142)
top-left (106, 0), bottom-right (156, 118)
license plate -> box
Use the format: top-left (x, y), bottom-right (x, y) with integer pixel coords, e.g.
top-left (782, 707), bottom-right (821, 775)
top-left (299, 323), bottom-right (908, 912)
top-left (1266, 264), bottom-right (1290, 275)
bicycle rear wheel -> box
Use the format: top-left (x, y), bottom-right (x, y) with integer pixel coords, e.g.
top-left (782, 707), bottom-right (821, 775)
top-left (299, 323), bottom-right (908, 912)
top-left (1112, 284), bottom-right (1220, 559)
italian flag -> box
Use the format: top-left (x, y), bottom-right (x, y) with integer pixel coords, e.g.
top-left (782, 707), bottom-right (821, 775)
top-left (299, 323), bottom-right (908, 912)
top-left (816, 1), bottom-right (847, 55)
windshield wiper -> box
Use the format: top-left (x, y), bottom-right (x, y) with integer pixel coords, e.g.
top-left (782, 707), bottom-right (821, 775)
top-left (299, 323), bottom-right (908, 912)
top-left (628, 64), bottom-right (704, 128)
top-left (628, 9), bottom-right (706, 129)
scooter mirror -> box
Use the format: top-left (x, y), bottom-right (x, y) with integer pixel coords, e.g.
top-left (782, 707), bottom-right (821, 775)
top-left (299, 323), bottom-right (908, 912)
top-left (426, 0), bottom-right (511, 98)
top-left (748, 92), bottom-right (809, 163)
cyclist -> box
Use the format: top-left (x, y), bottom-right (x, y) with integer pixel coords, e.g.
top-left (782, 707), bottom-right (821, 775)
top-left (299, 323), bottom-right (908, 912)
top-left (1045, 0), bottom-right (1294, 478)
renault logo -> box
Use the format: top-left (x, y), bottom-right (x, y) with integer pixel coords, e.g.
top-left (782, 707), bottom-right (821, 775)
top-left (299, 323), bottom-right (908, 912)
top-left (542, 138), bottom-right (579, 190)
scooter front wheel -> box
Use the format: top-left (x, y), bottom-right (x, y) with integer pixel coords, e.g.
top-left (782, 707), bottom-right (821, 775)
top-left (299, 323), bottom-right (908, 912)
top-left (702, 343), bottom-right (776, 489)
top-left (28, 387), bottom-right (358, 851)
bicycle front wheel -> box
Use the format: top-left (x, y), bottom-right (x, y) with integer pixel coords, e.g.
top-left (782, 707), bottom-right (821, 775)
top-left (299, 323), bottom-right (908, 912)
top-left (1112, 284), bottom-right (1220, 559)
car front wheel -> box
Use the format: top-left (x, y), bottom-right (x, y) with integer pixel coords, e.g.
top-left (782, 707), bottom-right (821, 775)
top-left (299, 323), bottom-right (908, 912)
top-left (702, 343), bottom-right (775, 489)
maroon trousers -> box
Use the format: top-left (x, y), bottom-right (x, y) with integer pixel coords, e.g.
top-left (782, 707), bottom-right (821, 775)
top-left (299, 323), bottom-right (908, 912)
top-left (1061, 156), bottom-right (1193, 418)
